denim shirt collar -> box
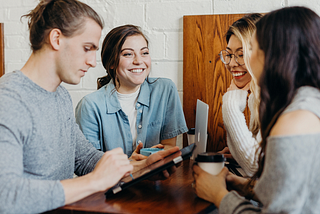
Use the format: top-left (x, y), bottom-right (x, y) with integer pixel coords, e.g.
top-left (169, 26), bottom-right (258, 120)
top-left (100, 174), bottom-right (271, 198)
top-left (104, 79), bottom-right (150, 114)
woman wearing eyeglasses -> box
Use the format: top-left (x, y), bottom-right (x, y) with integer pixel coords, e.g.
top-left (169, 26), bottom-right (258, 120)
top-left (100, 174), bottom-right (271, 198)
top-left (193, 7), bottom-right (320, 213)
top-left (219, 13), bottom-right (262, 176)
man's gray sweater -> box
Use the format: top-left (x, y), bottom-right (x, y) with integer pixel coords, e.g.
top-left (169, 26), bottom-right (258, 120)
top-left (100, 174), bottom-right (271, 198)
top-left (0, 71), bottom-right (104, 213)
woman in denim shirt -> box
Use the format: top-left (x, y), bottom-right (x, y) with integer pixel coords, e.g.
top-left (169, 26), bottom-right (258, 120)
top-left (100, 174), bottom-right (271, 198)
top-left (75, 25), bottom-right (188, 160)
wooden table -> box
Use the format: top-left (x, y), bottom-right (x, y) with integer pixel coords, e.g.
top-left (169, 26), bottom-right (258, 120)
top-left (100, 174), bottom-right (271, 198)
top-left (45, 159), bottom-right (216, 214)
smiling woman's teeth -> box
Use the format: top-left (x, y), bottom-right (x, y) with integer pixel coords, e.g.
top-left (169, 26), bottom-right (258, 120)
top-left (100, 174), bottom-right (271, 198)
top-left (233, 72), bottom-right (245, 77)
top-left (131, 69), bottom-right (143, 73)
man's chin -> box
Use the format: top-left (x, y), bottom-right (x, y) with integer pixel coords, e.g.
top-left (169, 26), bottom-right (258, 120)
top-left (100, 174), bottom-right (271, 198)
top-left (63, 78), bottom-right (81, 86)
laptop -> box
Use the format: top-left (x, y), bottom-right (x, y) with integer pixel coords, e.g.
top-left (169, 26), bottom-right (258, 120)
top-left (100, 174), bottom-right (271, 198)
top-left (192, 100), bottom-right (246, 177)
top-left (192, 99), bottom-right (209, 159)
top-left (225, 160), bottom-right (246, 177)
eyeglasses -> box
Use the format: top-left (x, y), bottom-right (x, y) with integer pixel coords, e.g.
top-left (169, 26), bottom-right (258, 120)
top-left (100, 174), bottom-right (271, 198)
top-left (219, 50), bottom-right (245, 66)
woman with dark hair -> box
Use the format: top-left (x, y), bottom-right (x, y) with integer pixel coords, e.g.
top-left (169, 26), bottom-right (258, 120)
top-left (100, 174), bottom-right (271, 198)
top-left (75, 25), bottom-right (188, 160)
top-left (219, 13), bottom-right (262, 176)
top-left (193, 6), bottom-right (320, 213)
top-left (0, 1), bottom-right (181, 213)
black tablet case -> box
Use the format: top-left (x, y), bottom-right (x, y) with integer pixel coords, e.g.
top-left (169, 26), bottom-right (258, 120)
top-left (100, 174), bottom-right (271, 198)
top-left (105, 143), bottom-right (196, 198)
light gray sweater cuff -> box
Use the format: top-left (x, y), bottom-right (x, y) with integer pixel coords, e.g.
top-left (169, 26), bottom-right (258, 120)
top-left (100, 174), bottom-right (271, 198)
top-left (49, 181), bottom-right (66, 210)
top-left (219, 191), bottom-right (261, 214)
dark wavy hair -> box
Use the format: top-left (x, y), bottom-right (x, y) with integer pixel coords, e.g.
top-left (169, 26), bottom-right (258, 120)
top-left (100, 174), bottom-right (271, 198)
top-left (252, 6), bottom-right (320, 181)
top-left (97, 24), bottom-right (149, 90)
top-left (22, 0), bottom-right (104, 52)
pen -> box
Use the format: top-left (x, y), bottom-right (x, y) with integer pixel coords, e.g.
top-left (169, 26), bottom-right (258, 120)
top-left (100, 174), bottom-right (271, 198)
top-left (130, 173), bottom-right (134, 180)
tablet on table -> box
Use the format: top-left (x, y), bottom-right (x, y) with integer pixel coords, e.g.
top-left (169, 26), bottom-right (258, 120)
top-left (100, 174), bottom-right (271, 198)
top-left (105, 143), bottom-right (196, 198)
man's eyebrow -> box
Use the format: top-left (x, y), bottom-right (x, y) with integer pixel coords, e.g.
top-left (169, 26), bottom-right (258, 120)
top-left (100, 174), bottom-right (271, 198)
top-left (141, 47), bottom-right (149, 50)
top-left (85, 43), bottom-right (99, 51)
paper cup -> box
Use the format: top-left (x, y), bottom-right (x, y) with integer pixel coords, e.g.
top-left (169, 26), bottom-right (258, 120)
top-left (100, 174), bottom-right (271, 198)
top-left (195, 152), bottom-right (226, 175)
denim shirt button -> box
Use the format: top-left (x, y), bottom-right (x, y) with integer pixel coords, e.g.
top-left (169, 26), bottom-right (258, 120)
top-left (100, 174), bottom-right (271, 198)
top-left (138, 125), bottom-right (142, 129)
top-left (139, 110), bottom-right (142, 113)
top-left (137, 103), bottom-right (141, 107)
top-left (138, 140), bottom-right (142, 143)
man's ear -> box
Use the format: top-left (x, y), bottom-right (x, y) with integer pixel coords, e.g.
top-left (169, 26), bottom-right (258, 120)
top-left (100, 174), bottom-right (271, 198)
top-left (49, 29), bottom-right (62, 50)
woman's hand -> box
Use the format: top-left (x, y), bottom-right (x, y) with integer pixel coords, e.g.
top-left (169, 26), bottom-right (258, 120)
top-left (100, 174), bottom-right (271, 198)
top-left (130, 146), bottom-right (181, 180)
top-left (226, 173), bottom-right (257, 200)
top-left (129, 142), bottom-right (147, 161)
top-left (192, 165), bottom-right (229, 208)
top-left (226, 172), bottom-right (248, 193)
top-left (217, 147), bottom-right (233, 159)
top-left (151, 144), bottom-right (165, 149)
top-left (227, 79), bottom-right (251, 92)
top-left (129, 143), bottom-right (165, 161)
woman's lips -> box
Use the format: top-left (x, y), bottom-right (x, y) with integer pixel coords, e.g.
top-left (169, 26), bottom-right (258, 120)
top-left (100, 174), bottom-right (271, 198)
top-left (129, 68), bottom-right (144, 73)
top-left (232, 71), bottom-right (246, 79)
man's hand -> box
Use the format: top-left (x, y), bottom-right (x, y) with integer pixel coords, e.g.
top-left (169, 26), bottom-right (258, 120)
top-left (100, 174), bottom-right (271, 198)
top-left (90, 148), bottom-right (133, 192)
top-left (61, 148), bottom-right (133, 205)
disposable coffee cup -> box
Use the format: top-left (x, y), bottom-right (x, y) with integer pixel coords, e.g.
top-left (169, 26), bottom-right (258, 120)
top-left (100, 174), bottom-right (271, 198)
top-left (195, 152), bottom-right (226, 175)
top-left (187, 128), bottom-right (195, 145)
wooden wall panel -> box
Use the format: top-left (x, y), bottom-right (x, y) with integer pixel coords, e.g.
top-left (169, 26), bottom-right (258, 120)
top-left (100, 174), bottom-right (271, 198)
top-left (183, 14), bottom-right (250, 152)
top-left (0, 23), bottom-right (4, 77)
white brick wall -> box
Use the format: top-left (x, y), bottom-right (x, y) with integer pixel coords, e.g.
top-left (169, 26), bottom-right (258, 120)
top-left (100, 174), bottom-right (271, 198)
top-left (1, 0), bottom-right (319, 148)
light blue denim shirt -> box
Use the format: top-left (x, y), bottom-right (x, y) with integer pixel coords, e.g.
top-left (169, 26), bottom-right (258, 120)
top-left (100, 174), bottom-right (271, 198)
top-left (75, 78), bottom-right (188, 156)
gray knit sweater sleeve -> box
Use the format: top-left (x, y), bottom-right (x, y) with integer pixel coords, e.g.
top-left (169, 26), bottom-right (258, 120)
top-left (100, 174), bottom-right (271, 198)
top-left (0, 71), bottom-right (103, 213)
top-left (219, 86), bottom-right (320, 214)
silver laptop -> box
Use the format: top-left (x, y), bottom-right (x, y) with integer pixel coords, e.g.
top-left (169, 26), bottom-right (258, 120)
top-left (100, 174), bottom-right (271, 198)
top-left (193, 99), bottom-right (209, 159)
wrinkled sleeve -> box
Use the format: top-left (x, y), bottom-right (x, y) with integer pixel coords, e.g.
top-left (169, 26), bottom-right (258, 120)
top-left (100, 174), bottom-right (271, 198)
top-left (161, 80), bottom-right (188, 140)
top-left (75, 97), bottom-right (102, 150)
top-left (73, 116), bottom-right (104, 176)
top-left (220, 135), bottom-right (316, 214)
top-left (222, 90), bottom-right (259, 176)
top-left (219, 191), bottom-right (261, 214)
top-left (253, 136), bottom-right (313, 213)
top-left (0, 97), bottom-right (65, 214)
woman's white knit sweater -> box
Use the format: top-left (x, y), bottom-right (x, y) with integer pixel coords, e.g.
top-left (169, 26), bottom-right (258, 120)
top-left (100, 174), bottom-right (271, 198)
top-left (222, 90), bottom-right (260, 176)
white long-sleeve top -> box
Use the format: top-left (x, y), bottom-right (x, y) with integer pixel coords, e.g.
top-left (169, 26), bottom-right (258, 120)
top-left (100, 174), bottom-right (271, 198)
top-left (222, 90), bottom-right (260, 176)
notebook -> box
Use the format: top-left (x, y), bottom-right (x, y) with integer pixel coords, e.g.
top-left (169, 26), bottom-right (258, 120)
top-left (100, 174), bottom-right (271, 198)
top-left (192, 99), bottom-right (209, 159)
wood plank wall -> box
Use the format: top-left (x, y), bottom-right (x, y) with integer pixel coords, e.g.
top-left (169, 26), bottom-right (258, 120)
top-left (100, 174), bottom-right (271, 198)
top-left (183, 14), bottom-right (251, 152)
top-left (0, 23), bottom-right (4, 77)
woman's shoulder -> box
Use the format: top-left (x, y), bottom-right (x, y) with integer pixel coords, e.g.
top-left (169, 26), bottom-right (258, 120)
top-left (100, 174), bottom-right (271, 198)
top-left (147, 77), bottom-right (174, 85)
top-left (78, 86), bottom-right (108, 106)
top-left (270, 110), bottom-right (320, 137)
top-left (271, 86), bottom-right (320, 137)
top-left (146, 77), bottom-right (176, 91)
top-left (284, 86), bottom-right (320, 115)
